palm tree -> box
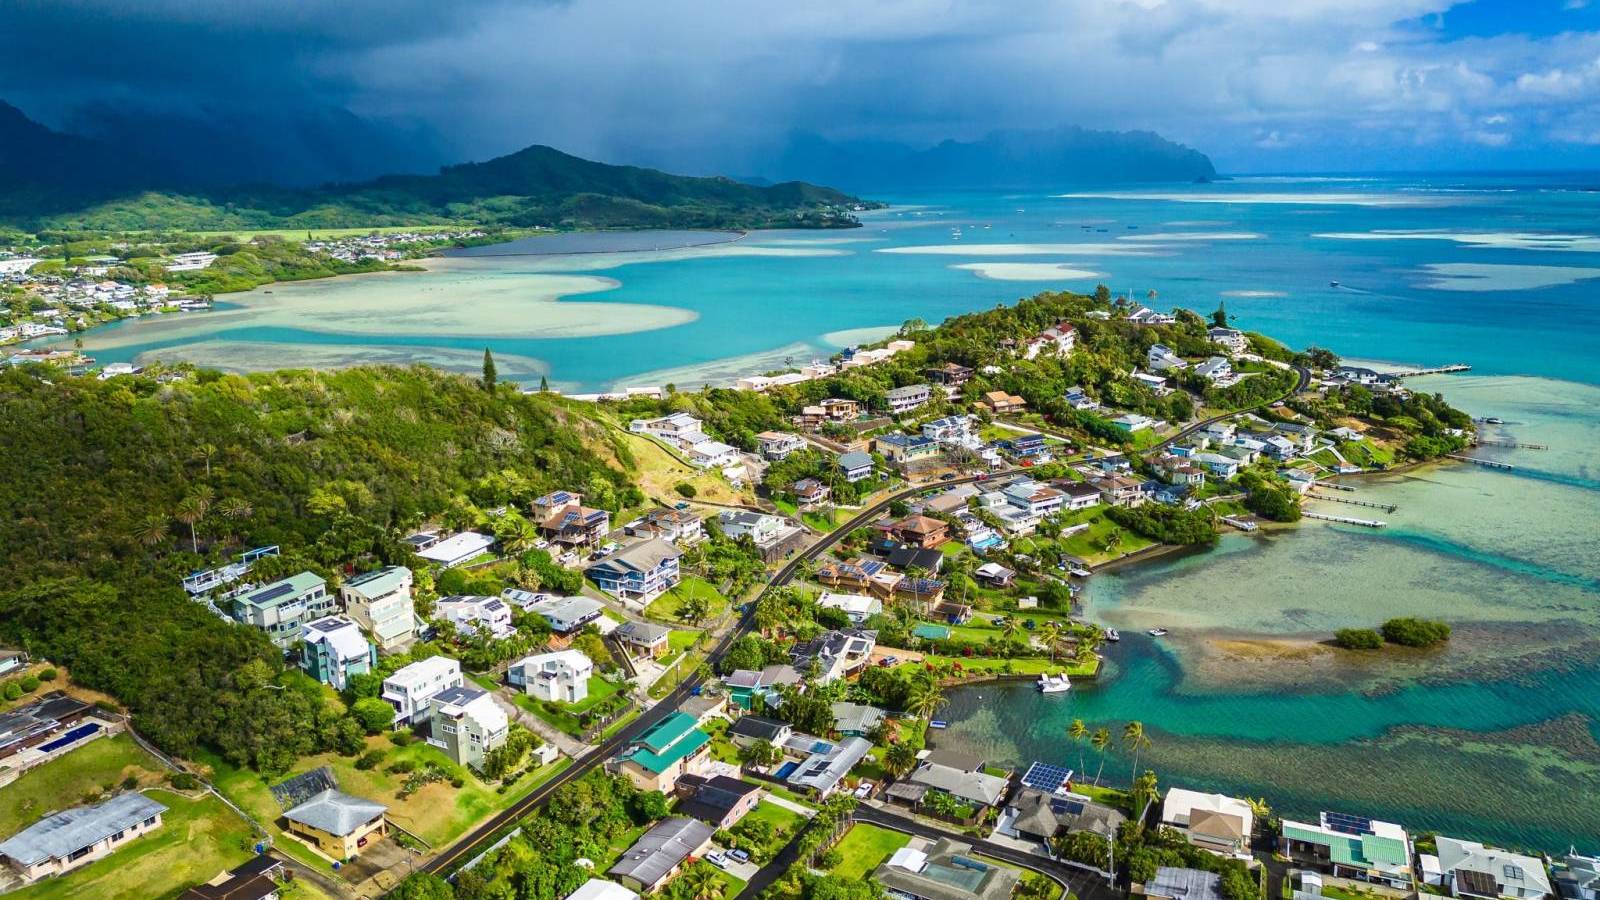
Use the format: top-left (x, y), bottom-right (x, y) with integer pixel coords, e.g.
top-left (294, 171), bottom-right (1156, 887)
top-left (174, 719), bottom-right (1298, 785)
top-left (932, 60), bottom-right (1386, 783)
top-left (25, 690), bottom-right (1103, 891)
top-left (682, 864), bottom-right (725, 900)
top-left (218, 497), bottom-right (253, 521)
top-left (174, 494), bottom-right (210, 553)
top-left (1123, 721), bottom-right (1152, 780)
top-left (1068, 718), bottom-right (1088, 778)
top-left (191, 443), bottom-right (219, 477)
top-left (1000, 618), bottom-right (1022, 642)
top-left (1131, 770), bottom-right (1160, 821)
top-left (1090, 727), bottom-right (1111, 787)
top-left (132, 514), bottom-right (169, 547)
top-left (1075, 636), bottom-right (1099, 666)
top-left (1040, 622), bottom-right (1064, 661)
top-left (884, 742), bottom-right (919, 780)
top-left (907, 677), bottom-right (945, 722)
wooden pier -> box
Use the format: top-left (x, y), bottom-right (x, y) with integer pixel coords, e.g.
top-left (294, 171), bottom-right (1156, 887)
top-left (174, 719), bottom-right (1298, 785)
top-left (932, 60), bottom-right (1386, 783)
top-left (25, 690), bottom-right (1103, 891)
top-left (1448, 454), bottom-right (1515, 470)
top-left (1304, 511), bottom-right (1386, 528)
top-left (1313, 481), bottom-right (1356, 492)
top-left (1390, 364), bottom-right (1471, 377)
top-left (1473, 439), bottom-right (1547, 450)
top-left (1308, 490), bottom-right (1397, 513)
top-left (1222, 516), bottom-right (1258, 532)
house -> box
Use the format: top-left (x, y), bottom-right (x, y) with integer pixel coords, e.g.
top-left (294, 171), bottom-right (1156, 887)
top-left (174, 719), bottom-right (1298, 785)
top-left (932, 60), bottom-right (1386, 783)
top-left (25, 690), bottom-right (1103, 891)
top-left (0, 792), bottom-right (167, 882)
top-left (614, 620), bottom-right (672, 660)
top-left (0, 692), bottom-right (93, 761)
top-left (180, 854), bottom-right (289, 900)
top-left (1057, 479), bottom-right (1104, 511)
top-left (382, 656), bottom-right (463, 726)
top-left (817, 557), bottom-right (892, 594)
top-left (1435, 836), bottom-right (1553, 900)
top-left (1161, 787), bottom-right (1255, 857)
top-left (436, 595), bottom-right (516, 640)
top-left (791, 478), bottom-right (831, 506)
top-left (1064, 386), bottom-right (1101, 411)
top-left (821, 398), bottom-right (862, 421)
top-left (1111, 412), bottom-right (1159, 433)
top-left (886, 383), bottom-right (934, 414)
top-left (718, 509), bottom-right (784, 545)
top-left (1144, 867), bottom-right (1225, 900)
top-left (686, 439), bottom-right (740, 468)
top-left (900, 579), bottom-right (949, 609)
top-left (232, 572), bottom-right (336, 652)
top-left (281, 789), bottom-right (388, 860)
top-left (1553, 853), bottom-right (1599, 900)
top-left (973, 562), bottom-right (1015, 587)
top-left (1003, 479), bottom-right (1066, 517)
top-left (925, 483), bottom-right (979, 516)
top-left (1132, 371), bottom-right (1171, 394)
top-left (1027, 321), bottom-right (1077, 358)
top-left (891, 515), bottom-right (950, 549)
top-left (1203, 420), bottom-right (1238, 443)
top-left (830, 701), bottom-right (886, 737)
top-left (926, 362), bottom-right (974, 386)
top-left (791, 629), bottom-right (877, 683)
top-left (981, 390), bottom-right (1027, 414)
top-left (874, 837), bottom-right (1019, 900)
top-left (817, 591), bottom-right (883, 624)
top-left (724, 667), bottom-right (801, 711)
top-left (521, 594), bottom-right (604, 634)
top-left (757, 431), bottom-right (806, 460)
top-left (566, 879), bottom-right (640, 900)
top-left (614, 712), bottom-right (711, 792)
top-left (1196, 356), bottom-right (1234, 383)
top-left (726, 714), bottom-right (793, 747)
top-left (428, 685), bottom-right (509, 772)
top-left (905, 760), bottom-right (1009, 809)
top-left (1191, 452), bottom-right (1242, 479)
top-left (632, 507), bottom-right (705, 545)
top-left (1209, 327), bottom-right (1249, 353)
top-left (339, 566), bottom-right (416, 652)
top-left (510, 650), bottom-right (594, 703)
top-left (1157, 455), bottom-right (1207, 486)
top-left (1273, 422), bottom-right (1320, 453)
top-left (875, 432), bottom-right (943, 467)
top-left (838, 451), bottom-right (876, 483)
top-left (629, 413), bottom-right (707, 447)
top-left (678, 694), bottom-right (727, 726)
top-left (0, 648), bottom-right (27, 677)
top-left (299, 616), bottom-right (377, 691)
top-left (587, 539), bottom-right (682, 604)
top-left (1006, 788), bottom-right (1127, 845)
top-left (674, 774), bottom-right (763, 829)
top-left (1280, 812), bottom-right (1414, 890)
top-left (922, 415), bottom-right (977, 447)
top-left (1092, 474), bottom-right (1149, 508)
top-left (607, 817), bottom-right (715, 894)
top-left (1128, 306), bottom-right (1177, 326)
top-left (533, 492), bottom-right (612, 548)
top-left (787, 736), bottom-right (872, 798)
top-left (415, 531), bottom-right (495, 568)
top-left (1147, 344), bottom-right (1188, 372)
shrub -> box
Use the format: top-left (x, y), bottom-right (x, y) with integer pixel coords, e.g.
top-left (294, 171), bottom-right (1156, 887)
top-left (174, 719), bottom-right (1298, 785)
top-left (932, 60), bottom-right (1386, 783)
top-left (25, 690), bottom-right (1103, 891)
top-left (1333, 628), bottom-right (1383, 650)
top-left (121, 775), bottom-right (139, 790)
top-left (675, 483), bottom-right (697, 498)
top-left (1382, 617), bottom-right (1451, 647)
top-left (387, 759), bottom-right (418, 775)
top-left (168, 772), bottom-right (200, 790)
top-left (18, 675), bottom-right (40, 692)
top-left (355, 749), bottom-right (387, 770)
top-left (38, 668), bottom-right (57, 682)
top-left (2, 682), bottom-right (19, 700)
top-left (389, 730), bottom-right (414, 746)
top-left (352, 697), bottom-right (397, 734)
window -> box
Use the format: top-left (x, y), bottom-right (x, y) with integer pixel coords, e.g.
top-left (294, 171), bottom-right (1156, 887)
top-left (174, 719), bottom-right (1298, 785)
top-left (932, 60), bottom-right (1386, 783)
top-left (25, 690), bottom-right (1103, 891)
top-left (110, 830), bottom-right (125, 842)
top-left (441, 724), bottom-right (457, 735)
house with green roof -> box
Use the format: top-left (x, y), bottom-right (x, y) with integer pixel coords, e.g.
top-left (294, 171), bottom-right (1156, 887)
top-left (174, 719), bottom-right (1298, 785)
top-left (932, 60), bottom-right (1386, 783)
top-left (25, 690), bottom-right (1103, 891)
top-left (230, 571), bottom-right (336, 652)
top-left (1280, 812), bottom-right (1415, 890)
top-left (611, 712), bottom-right (711, 793)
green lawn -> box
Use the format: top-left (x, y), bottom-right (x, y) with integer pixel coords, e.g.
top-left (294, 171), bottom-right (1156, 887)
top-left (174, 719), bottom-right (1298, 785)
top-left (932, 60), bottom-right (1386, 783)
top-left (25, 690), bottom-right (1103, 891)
top-left (740, 777), bottom-right (814, 808)
top-left (0, 735), bottom-right (168, 837)
top-left (646, 576), bottom-right (730, 624)
top-left (9, 790), bottom-right (255, 900)
top-left (742, 799), bottom-right (806, 834)
top-left (517, 674), bottom-right (628, 736)
top-left (828, 823), bottom-right (911, 880)
top-left (901, 654), bottom-right (1099, 678)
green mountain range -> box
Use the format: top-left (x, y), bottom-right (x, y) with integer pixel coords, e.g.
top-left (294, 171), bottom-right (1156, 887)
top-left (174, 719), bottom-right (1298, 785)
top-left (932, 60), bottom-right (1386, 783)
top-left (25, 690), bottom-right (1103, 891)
top-left (0, 101), bottom-right (871, 232)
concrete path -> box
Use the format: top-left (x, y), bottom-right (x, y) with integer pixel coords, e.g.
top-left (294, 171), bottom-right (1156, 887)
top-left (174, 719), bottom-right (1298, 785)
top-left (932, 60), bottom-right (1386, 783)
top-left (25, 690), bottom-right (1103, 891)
top-left (759, 793), bottom-right (816, 818)
top-left (488, 689), bottom-right (591, 758)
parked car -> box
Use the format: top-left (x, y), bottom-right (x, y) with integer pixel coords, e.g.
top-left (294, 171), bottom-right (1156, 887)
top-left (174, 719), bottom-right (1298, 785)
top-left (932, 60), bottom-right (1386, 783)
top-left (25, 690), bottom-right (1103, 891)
top-left (728, 849), bottom-right (750, 863)
top-left (706, 852), bottom-right (726, 868)
top-left (940, 473), bottom-right (958, 481)
top-left (675, 501), bottom-right (692, 510)
top-left (853, 781), bottom-right (875, 799)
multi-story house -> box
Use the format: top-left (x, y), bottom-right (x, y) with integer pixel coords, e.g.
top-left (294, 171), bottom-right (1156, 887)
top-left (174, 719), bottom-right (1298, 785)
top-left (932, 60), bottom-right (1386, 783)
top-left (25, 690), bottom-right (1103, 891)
top-left (381, 656), bottom-right (463, 727)
top-left (428, 686), bottom-right (509, 772)
top-left (231, 572), bottom-right (336, 652)
top-left (757, 431), bottom-right (807, 460)
top-left (509, 650), bottom-right (594, 703)
top-left (587, 539), bottom-right (682, 604)
top-left (339, 566), bottom-right (415, 652)
top-left (532, 491), bottom-right (612, 548)
top-left (299, 616), bottom-right (376, 691)
top-left (435, 595), bottom-right (516, 640)
top-left (885, 384), bottom-right (933, 415)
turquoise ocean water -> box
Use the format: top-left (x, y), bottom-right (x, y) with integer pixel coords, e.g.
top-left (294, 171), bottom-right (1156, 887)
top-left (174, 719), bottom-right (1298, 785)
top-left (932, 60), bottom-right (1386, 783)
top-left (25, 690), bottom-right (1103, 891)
top-left (68, 174), bottom-right (1600, 850)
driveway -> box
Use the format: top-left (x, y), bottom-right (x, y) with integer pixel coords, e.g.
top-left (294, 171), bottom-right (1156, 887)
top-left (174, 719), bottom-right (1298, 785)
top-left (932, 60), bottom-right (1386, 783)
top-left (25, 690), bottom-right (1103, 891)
top-left (487, 689), bottom-right (590, 758)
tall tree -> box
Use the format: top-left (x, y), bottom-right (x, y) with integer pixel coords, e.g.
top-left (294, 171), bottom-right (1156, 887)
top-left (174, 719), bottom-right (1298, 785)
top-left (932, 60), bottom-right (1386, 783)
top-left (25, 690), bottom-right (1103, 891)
top-left (1090, 727), bottom-right (1111, 787)
top-left (482, 347), bottom-right (497, 391)
top-left (1211, 301), bottom-right (1228, 328)
top-left (1068, 718), bottom-right (1088, 778)
top-left (1123, 720), bottom-right (1152, 780)
top-left (174, 493), bottom-right (210, 553)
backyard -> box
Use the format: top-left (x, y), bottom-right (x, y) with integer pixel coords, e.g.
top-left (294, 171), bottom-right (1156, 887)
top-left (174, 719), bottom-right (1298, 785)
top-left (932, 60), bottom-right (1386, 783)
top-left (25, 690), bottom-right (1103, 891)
top-left (645, 576), bottom-right (731, 625)
top-left (826, 822), bottom-right (911, 880)
top-left (0, 735), bottom-right (167, 836)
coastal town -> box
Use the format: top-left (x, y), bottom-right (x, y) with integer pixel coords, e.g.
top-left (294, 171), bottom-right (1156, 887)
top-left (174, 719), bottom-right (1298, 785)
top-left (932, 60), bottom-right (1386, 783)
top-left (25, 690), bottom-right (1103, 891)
top-left (0, 285), bottom-right (1567, 900)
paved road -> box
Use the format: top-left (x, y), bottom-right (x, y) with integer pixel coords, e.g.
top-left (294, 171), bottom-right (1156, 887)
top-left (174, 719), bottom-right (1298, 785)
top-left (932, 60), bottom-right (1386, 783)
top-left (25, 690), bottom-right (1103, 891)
top-left (418, 470), bottom-right (1014, 879)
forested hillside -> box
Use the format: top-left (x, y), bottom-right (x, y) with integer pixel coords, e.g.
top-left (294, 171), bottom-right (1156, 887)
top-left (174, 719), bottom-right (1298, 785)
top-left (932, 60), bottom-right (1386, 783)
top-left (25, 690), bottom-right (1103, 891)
top-left (0, 365), bottom-right (638, 762)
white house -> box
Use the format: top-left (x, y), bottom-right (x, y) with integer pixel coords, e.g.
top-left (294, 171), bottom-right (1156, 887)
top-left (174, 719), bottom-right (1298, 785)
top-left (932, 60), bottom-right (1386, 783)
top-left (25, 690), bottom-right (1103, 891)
top-left (1195, 357), bottom-right (1234, 383)
top-left (382, 656), bottom-right (463, 726)
top-left (435, 595), bottom-right (516, 640)
top-left (629, 413), bottom-right (707, 449)
top-left (521, 593), bottom-right (605, 633)
top-left (718, 510), bottom-right (785, 545)
top-left (1002, 480), bottom-right (1066, 518)
top-left (1435, 837), bottom-right (1553, 900)
top-left (511, 650), bottom-right (594, 703)
top-left (757, 431), bottom-right (806, 460)
top-left (1190, 453), bottom-right (1242, 479)
top-left (1128, 306), bottom-right (1177, 326)
top-left (1147, 344), bottom-right (1188, 372)
top-left (339, 566), bottom-right (416, 652)
top-left (922, 415), bottom-right (977, 447)
top-left (428, 686), bottom-right (509, 772)
top-left (686, 439), bottom-right (739, 469)
top-left (1161, 788), bottom-right (1254, 857)
top-left (838, 451), bottom-right (876, 483)
top-left (1208, 327), bottom-right (1249, 353)
top-left (415, 531), bottom-right (495, 568)
top-left (1112, 413), bottom-right (1158, 433)
top-left (1132, 372), bottom-right (1170, 394)
top-left (816, 592), bottom-right (883, 624)
top-left (885, 384), bottom-right (933, 415)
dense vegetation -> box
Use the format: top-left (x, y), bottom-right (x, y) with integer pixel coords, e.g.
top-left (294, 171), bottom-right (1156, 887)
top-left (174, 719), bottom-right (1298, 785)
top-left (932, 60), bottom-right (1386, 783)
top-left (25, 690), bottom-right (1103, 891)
top-left (1106, 504), bottom-right (1218, 546)
top-left (0, 364), bottom-right (636, 762)
top-left (1380, 616), bottom-right (1452, 647)
top-left (1333, 628), bottom-right (1385, 650)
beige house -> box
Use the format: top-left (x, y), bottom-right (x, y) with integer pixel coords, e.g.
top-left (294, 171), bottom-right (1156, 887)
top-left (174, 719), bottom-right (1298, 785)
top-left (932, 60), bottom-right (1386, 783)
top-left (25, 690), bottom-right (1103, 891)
top-left (338, 566), bottom-right (416, 652)
top-left (282, 789), bottom-right (388, 860)
top-left (0, 793), bottom-right (167, 882)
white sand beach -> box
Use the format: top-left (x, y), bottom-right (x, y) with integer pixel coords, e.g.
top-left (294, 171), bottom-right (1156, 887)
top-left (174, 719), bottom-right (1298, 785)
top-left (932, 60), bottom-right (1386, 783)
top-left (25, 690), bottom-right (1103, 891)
top-left (951, 262), bottom-right (1102, 281)
top-left (1414, 262), bottom-right (1600, 292)
top-left (876, 242), bottom-right (1167, 257)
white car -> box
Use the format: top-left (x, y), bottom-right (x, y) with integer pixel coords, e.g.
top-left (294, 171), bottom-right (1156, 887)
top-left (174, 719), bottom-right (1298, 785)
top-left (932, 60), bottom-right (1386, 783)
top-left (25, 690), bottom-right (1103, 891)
top-left (853, 781), bottom-right (875, 799)
top-left (705, 852), bottom-right (727, 868)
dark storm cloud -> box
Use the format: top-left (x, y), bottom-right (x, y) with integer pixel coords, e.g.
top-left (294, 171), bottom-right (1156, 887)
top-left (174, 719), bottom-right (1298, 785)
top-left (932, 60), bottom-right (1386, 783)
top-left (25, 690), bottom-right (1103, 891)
top-left (5, 0), bottom-right (1600, 173)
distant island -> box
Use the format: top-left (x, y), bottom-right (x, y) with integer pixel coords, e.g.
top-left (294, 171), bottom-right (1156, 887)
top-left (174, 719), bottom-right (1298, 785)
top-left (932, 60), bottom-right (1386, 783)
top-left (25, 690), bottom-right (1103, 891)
top-left (771, 125), bottom-right (1217, 191)
top-left (0, 100), bottom-right (875, 232)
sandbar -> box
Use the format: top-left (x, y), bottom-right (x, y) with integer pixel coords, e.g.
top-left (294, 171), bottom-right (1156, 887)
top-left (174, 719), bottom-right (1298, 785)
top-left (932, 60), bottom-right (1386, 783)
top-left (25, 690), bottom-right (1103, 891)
top-left (951, 262), bottom-right (1102, 281)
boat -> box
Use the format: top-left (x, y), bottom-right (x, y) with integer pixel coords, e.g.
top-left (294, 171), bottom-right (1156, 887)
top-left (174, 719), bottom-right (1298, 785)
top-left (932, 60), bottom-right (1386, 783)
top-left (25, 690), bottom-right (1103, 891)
top-left (1485, 417), bottom-right (1504, 425)
top-left (929, 720), bottom-right (949, 730)
top-left (1037, 674), bottom-right (1072, 694)
top-left (1148, 628), bottom-right (1169, 637)
top-left (1328, 280), bottom-right (1340, 287)
top-left (1105, 628), bottom-right (1121, 643)
top-left (1068, 566), bottom-right (1091, 578)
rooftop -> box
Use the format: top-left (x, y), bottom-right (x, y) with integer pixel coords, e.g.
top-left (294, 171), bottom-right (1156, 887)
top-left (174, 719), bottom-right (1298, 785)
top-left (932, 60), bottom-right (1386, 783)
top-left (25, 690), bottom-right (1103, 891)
top-left (282, 789), bottom-right (386, 837)
top-left (607, 818), bottom-right (715, 889)
top-left (0, 792), bottom-right (168, 866)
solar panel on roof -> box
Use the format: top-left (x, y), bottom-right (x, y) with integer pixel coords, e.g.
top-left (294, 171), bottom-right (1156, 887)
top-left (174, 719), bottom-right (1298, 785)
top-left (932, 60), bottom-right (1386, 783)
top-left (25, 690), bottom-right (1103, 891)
top-left (1323, 812), bottom-right (1373, 835)
top-left (1051, 798), bottom-right (1086, 816)
top-left (1021, 761), bottom-right (1074, 792)
top-left (251, 583), bottom-right (296, 603)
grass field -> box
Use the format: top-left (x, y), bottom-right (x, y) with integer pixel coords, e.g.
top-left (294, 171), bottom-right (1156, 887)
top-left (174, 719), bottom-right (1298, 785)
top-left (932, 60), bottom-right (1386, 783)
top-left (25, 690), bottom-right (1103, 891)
top-left (0, 735), bottom-right (168, 837)
top-left (827, 823), bottom-right (911, 880)
top-left (742, 799), bottom-right (806, 834)
top-left (9, 789), bottom-right (254, 900)
top-left (512, 674), bottom-right (627, 736)
top-left (616, 432), bottom-right (756, 506)
top-left (646, 576), bottom-right (730, 624)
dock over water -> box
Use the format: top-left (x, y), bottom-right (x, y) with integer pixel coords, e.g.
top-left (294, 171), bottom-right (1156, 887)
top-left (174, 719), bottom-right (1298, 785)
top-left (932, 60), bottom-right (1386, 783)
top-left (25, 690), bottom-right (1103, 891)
top-left (1304, 511), bottom-right (1387, 528)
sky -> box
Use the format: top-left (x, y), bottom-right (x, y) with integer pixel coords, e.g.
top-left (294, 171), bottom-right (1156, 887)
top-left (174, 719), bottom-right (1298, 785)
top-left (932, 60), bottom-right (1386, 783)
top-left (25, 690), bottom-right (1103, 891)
top-left (4, 0), bottom-right (1599, 175)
